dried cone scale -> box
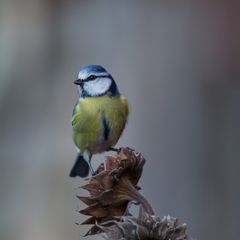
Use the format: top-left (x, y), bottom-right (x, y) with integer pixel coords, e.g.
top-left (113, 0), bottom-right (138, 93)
top-left (99, 206), bottom-right (193, 240)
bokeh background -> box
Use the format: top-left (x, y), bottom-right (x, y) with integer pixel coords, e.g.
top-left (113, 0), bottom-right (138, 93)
top-left (0, 1), bottom-right (240, 240)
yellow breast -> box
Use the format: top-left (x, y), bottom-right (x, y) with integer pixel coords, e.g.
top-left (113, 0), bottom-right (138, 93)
top-left (72, 95), bottom-right (129, 154)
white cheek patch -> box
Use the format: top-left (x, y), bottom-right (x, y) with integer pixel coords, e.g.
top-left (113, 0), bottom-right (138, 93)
top-left (84, 78), bottom-right (112, 96)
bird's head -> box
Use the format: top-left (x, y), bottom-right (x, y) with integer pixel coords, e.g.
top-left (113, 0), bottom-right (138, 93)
top-left (74, 65), bottom-right (119, 97)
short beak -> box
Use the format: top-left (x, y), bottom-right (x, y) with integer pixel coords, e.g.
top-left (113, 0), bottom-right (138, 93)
top-left (74, 79), bottom-right (83, 86)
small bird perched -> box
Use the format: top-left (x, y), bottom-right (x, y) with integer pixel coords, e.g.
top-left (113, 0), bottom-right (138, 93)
top-left (70, 65), bottom-right (129, 178)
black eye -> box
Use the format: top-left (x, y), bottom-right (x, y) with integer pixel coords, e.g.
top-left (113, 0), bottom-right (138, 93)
top-left (88, 75), bottom-right (96, 80)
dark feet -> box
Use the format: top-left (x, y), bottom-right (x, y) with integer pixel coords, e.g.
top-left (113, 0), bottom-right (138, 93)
top-left (107, 147), bottom-right (121, 153)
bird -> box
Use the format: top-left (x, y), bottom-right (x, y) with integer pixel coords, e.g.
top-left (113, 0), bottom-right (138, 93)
top-left (69, 65), bottom-right (129, 178)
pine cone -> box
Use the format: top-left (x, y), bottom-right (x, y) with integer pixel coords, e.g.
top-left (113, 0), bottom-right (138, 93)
top-left (78, 148), bottom-right (152, 236)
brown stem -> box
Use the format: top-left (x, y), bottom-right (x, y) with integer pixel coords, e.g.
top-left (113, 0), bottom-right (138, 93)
top-left (130, 188), bottom-right (155, 215)
top-left (116, 177), bottom-right (155, 215)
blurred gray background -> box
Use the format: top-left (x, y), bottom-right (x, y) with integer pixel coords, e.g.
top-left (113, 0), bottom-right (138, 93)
top-left (0, 0), bottom-right (239, 240)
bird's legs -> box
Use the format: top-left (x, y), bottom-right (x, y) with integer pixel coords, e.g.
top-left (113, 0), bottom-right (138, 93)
top-left (83, 148), bottom-right (122, 176)
top-left (83, 151), bottom-right (94, 175)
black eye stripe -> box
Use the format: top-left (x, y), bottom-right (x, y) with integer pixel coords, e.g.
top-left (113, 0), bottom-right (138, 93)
top-left (78, 75), bottom-right (110, 82)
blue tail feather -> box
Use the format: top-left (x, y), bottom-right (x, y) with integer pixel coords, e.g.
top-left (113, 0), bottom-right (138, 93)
top-left (69, 154), bottom-right (89, 178)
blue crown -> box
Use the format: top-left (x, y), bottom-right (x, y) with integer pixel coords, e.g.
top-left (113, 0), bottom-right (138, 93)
top-left (79, 65), bottom-right (108, 74)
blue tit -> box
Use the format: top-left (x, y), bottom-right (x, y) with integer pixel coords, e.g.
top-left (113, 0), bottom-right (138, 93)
top-left (69, 65), bottom-right (129, 178)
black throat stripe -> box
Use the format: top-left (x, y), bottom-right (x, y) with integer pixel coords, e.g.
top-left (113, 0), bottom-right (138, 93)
top-left (102, 116), bottom-right (110, 141)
